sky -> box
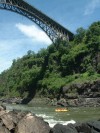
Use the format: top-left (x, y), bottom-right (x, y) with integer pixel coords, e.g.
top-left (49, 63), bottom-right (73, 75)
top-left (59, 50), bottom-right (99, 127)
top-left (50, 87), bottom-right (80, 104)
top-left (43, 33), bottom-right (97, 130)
top-left (0, 0), bottom-right (100, 73)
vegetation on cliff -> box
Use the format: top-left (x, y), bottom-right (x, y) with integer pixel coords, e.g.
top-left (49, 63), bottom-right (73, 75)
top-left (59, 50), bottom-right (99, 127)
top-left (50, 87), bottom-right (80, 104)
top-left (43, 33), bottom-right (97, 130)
top-left (0, 21), bottom-right (100, 100)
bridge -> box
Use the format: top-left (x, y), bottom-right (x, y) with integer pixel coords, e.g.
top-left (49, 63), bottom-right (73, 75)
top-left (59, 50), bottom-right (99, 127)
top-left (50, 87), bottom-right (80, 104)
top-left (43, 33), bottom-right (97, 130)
top-left (0, 0), bottom-right (74, 42)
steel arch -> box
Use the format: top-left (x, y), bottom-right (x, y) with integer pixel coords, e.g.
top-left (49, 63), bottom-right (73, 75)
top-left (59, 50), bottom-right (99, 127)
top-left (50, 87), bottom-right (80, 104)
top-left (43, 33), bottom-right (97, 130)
top-left (0, 0), bottom-right (74, 42)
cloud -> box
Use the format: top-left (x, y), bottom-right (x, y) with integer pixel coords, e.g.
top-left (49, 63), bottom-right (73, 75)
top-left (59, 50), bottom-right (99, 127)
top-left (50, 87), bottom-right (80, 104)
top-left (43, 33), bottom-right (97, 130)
top-left (15, 23), bottom-right (52, 44)
top-left (0, 39), bottom-right (24, 73)
top-left (0, 39), bottom-right (32, 73)
top-left (0, 37), bottom-right (50, 73)
top-left (84, 0), bottom-right (100, 15)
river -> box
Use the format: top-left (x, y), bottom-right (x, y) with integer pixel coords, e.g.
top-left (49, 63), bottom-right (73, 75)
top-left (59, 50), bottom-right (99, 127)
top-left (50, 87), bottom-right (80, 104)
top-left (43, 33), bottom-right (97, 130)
top-left (6, 104), bottom-right (100, 127)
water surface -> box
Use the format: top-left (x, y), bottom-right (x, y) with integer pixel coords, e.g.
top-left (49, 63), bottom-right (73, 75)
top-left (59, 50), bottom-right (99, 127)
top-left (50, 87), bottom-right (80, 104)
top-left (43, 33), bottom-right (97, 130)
top-left (6, 104), bottom-right (100, 127)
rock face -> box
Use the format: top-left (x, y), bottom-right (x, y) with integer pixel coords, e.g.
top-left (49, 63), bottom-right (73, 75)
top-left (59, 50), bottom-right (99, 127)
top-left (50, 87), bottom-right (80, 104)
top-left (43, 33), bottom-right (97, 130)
top-left (59, 80), bottom-right (100, 107)
top-left (46, 80), bottom-right (100, 107)
top-left (0, 105), bottom-right (50, 133)
top-left (62, 80), bottom-right (100, 98)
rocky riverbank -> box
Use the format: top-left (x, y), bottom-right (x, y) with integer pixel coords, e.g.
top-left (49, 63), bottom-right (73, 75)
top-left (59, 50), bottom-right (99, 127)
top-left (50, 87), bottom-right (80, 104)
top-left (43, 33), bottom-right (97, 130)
top-left (0, 97), bottom-right (22, 105)
top-left (0, 80), bottom-right (100, 108)
top-left (46, 97), bottom-right (100, 107)
top-left (45, 80), bottom-right (100, 107)
top-left (0, 105), bottom-right (100, 133)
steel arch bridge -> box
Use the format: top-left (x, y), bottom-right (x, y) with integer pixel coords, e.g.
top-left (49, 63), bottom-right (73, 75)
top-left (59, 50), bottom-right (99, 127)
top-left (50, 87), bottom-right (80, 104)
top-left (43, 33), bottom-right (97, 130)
top-left (0, 0), bottom-right (74, 43)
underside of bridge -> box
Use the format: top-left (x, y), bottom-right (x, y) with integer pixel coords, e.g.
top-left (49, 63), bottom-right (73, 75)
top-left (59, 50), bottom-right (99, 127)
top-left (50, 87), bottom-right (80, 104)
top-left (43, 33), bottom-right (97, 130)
top-left (0, 0), bottom-right (74, 42)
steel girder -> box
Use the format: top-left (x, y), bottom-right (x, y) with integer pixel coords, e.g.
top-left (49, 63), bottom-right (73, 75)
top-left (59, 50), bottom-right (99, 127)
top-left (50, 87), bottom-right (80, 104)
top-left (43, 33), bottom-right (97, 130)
top-left (0, 0), bottom-right (74, 42)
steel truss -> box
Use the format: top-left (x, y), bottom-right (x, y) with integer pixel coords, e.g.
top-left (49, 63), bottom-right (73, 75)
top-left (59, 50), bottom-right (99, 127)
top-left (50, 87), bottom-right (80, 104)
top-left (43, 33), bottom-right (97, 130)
top-left (0, 0), bottom-right (74, 42)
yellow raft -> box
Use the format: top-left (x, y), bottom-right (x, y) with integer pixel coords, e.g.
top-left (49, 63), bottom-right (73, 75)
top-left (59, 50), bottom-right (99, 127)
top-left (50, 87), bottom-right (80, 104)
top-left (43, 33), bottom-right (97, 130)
top-left (55, 108), bottom-right (68, 112)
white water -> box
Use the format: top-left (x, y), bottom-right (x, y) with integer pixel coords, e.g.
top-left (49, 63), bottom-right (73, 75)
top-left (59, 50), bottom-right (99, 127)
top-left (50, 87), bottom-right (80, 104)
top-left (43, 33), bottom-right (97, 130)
top-left (36, 113), bottom-right (76, 127)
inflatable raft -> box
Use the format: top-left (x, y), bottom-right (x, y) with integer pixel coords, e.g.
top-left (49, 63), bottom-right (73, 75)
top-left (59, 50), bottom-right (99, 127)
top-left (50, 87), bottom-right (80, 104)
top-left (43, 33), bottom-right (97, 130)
top-left (55, 108), bottom-right (68, 112)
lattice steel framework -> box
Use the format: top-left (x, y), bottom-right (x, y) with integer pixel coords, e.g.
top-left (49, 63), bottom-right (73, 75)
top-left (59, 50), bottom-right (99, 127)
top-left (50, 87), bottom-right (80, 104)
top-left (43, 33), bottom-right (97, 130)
top-left (0, 0), bottom-right (74, 42)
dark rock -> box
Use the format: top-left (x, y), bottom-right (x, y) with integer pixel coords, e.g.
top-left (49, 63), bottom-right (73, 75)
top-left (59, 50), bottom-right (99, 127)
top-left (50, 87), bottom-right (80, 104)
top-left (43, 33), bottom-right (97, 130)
top-left (50, 124), bottom-right (78, 133)
top-left (64, 94), bottom-right (78, 99)
top-left (92, 93), bottom-right (100, 98)
top-left (51, 121), bottom-right (100, 133)
top-left (0, 97), bottom-right (22, 104)
top-left (60, 79), bottom-right (100, 107)
top-left (74, 83), bottom-right (83, 89)
top-left (75, 123), bottom-right (91, 133)
top-left (87, 120), bottom-right (100, 132)
top-left (50, 98), bottom-right (57, 106)
top-left (62, 86), bottom-right (70, 93)
top-left (57, 98), bottom-right (68, 107)
top-left (91, 129), bottom-right (100, 133)
top-left (57, 102), bottom-right (68, 107)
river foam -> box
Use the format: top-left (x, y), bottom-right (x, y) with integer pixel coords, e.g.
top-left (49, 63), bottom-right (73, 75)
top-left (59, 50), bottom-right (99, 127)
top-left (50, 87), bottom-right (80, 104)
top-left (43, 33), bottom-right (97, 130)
top-left (36, 113), bottom-right (76, 127)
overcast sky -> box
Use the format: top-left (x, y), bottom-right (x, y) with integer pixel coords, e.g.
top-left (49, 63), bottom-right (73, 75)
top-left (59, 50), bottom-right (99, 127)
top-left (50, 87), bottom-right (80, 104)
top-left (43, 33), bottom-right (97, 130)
top-left (0, 0), bottom-right (100, 73)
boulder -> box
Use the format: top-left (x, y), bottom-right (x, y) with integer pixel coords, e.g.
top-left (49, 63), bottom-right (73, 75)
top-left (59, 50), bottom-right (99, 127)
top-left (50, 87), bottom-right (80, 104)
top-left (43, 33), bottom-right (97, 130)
top-left (57, 101), bottom-right (68, 107)
top-left (0, 109), bottom-right (50, 133)
top-left (0, 110), bottom-right (28, 131)
top-left (57, 98), bottom-right (68, 107)
top-left (0, 105), bottom-right (6, 111)
top-left (50, 124), bottom-right (78, 133)
top-left (91, 129), bottom-right (100, 133)
top-left (87, 120), bottom-right (100, 132)
top-left (0, 112), bottom-right (16, 130)
top-left (50, 121), bottom-right (100, 133)
top-left (62, 86), bottom-right (70, 93)
top-left (15, 113), bottom-right (50, 133)
top-left (0, 110), bottom-right (50, 133)
top-left (0, 98), bottom-right (22, 104)
top-left (75, 122), bottom-right (91, 133)
top-left (0, 110), bottom-right (6, 117)
top-left (0, 125), bottom-right (10, 133)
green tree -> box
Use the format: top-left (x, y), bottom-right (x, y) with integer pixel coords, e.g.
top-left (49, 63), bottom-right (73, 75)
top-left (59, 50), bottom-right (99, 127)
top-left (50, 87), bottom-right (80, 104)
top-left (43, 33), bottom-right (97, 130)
top-left (74, 27), bottom-right (86, 44)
